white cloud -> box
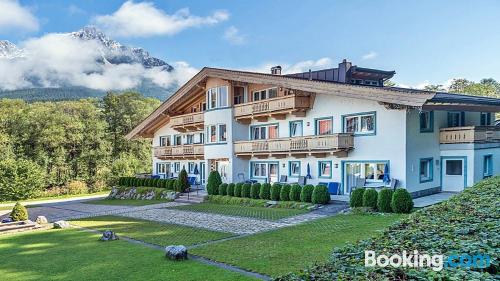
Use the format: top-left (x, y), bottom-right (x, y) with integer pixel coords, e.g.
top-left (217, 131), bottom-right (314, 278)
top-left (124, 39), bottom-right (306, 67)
top-left (246, 57), bottom-right (334, 74)
top-left (223, 26), bottom-right (245, 45)
top-left (0, 0), bottom-right (39, 33)
top-left (93, 1), bottom-right (229, 38)
top-left (361, 51), bottom-right (377, 60)
top-left (67, 5), bottom-right (86, 15)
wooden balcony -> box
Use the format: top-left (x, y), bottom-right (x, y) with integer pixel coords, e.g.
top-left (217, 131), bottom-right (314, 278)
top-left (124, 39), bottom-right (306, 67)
top-left (440, 126), bottom-right (500, 144)
top-left (170, 112), bottom-right (204, 132)
top-left (234, 134), bottom-right (354, 159)
top-left (233, 95), bottom-right (312, 123)
top-left (153, 144), bottom-right (204, 160)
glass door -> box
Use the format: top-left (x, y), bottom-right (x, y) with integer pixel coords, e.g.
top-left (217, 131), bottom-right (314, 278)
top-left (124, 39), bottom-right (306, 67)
top-left (269, 163), bottom-right (278, 183)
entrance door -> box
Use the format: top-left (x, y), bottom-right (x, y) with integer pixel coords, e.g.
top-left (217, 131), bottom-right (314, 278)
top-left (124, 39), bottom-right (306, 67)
top-left (442, 158), bottom-right (466, 192)
top-left (269, 163), bottom-right (278, 183)
top-left (200, 162), bottom-right (206, 186)
top-left (216, 160), bottom-right (229, 183)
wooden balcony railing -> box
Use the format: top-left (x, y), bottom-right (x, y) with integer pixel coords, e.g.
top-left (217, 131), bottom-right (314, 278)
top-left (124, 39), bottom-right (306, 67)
top-left (233, 95), bottom-right (312, 123)
top-left (234, 134), bottom-right (354, 158)
top-left (170, 112), bottom-right (204, 132)
top-left (440, 126), bottom-right (500, 144)
top-left (153, 144), bottom-right (204, 159)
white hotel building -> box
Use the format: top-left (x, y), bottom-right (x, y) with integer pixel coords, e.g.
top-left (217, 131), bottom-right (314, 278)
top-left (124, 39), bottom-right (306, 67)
top-left (127, 60), bottom-right (500, 197)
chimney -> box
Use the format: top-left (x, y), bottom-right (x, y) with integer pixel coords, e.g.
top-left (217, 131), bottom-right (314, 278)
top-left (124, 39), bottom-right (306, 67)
top-left (271, 66), bottom-right (282, 75)
top-left (338, 59), bottom-right (352, 83)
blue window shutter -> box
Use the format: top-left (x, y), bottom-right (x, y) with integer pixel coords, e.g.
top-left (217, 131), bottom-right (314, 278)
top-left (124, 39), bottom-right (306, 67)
top-left (487, 113), bottom-right (492, 125)
top-left (460, 112), bottom-right (465, 126)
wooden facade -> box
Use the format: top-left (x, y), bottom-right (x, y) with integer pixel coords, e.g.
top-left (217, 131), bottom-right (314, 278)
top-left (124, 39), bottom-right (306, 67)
top-left (439, 126), bottom-right (500, 144)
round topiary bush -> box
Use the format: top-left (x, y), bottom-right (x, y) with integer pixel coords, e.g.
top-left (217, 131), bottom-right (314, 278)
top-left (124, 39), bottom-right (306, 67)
top-left (270, 183), bottom-right (281, 201)
top-left (350, 188), bottom-right (365, 208)
top-left (377, 188), bottom-right (393, 212)
top-left (250, 183), bottom-right (261, 199)
top-left (363, 188), bottom-right (378, 209)
top-left (10, 202), bottom-right (28, 221)
top-left (290, 184), bottom-right (302, 201)
top-left (259, 183), bottom-right (271, 200)
top-left (280, 184), bottom-right (291, 201)
top-left (391, 188), bottom-right (414, 213)
top-left (300, 184), bottom-right (314, 203)
top-left (312, 185), bottom-right (330, 204)
top-left (207, 171), bottom-right (222, 195)
top-left (242, 183), bottom-right (252, 198)
top-left (219, 183), bottom-right (228, 196)
top-left (227, 183), bottom-right (235, 197)
top-left (234, 183), bottom-right (243, 197)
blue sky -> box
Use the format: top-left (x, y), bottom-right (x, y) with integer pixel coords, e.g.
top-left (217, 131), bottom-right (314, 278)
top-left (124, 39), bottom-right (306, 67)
top-left (2, 0), bottom-right (500, 88)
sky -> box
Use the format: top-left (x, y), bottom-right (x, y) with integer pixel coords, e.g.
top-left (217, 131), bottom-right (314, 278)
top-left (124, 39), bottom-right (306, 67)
top-left (1, 0), bottom-right (500, 89)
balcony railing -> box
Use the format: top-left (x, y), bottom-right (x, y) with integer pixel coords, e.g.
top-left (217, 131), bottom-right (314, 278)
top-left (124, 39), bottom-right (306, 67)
top-left (439, 126), bottom-right (500, 144)
top-left (234, 134), bottom-right (354, 158)
top-left (233, 95), bottom-right (312, 122)
top-left (170, 112), bottom-right (204, 132)
top-left (154, 144), bottom-right (204, 159)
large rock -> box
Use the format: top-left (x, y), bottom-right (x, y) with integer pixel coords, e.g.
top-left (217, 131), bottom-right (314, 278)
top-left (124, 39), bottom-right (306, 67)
top-left (36, 216), bottom-right (48, 224)
top-left (53, 220), bottom-right (71, 229)
top-left (165, 245), bottom-right (188, 260)
top-left (1, 218), bottom-right (13, 223)
top-left (99, 230), bottom-right (119, 241)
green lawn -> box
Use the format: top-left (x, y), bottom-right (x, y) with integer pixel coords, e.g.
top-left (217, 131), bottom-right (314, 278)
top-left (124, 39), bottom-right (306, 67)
top-left (0, 229), bottom-right (254, 281)
top-left (167, 203), bottom-right (308, 221)
top-left (191, 214), bottom-right (404, 277)
top-left (71, 215), bottom-right (234, 246)
top-left (83, 198), bottom-right (172, 206)
top-left (0, 191), bottom-right (109, 205)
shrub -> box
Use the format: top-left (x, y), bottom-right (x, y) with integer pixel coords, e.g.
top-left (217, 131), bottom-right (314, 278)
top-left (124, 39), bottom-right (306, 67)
top-left (0, 159), bottom-right (45, 201)
top-left (219, 183), bottom-right (228, 196)
top-left (175, 169), bottom-right (190, 192)
top-left (350, 188), bottom-right (365, 208)
top-left (65, 180), bottom-right (88, 195)
top-left (207, 171), bottom-right (222, 195)
top-left (377, 188), bottom-right (393, 212)
top-left (391, 188), bottom-right (414, 213)
top-left (227, 183), bottom-right (235, 197)
top-left (167, 179), bottom-right (175, 190)
top-left (242, 183), bottom-right (251, 198)
top-left (280, 184), bottom-right (291, 201)
top-left (250, 183), bottom-right (261, 199)
top-left (234, 183), bottom-right (243, 197)
top-left (290, 184), bottom-right (302, 201)
top-left (312, 185), bottom-right (330, 204)
top-left (259, 183), bottom-right (271, 200)
top-left (300, 184), bottom-right (314, 203)
top-left (362, 188), bottom-right (378, 209)
top-left (10, 202), bottom-right (28, 221)
top-left (270, 183), bottom-right (282, 201)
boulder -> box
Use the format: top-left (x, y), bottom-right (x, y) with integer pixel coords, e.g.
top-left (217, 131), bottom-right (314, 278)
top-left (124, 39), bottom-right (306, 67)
top-left (165, 245), bottom-right (188, 260)
top-left (36, 216), bottom-right (48, 224)
top-left (266, 200), bottom-right (278, 207)
top-left (1, 218), bottom-right (13, 223)
top-left (53, 220), bottom-right (71, 229)
top-left (99, 230), bottom-right (119, 241)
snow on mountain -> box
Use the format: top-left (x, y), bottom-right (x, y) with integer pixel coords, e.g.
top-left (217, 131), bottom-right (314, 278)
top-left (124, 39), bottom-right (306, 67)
top-left (0, 40), bottom-right (25, 59)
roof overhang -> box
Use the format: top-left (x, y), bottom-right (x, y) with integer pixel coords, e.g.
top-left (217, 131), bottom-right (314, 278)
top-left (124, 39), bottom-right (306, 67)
top-left (423, 93), bottom-right (500, 112)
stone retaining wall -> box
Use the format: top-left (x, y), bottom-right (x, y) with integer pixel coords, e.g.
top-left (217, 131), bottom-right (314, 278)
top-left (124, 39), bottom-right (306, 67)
top-left (108, 187), bottom-right (179, 200)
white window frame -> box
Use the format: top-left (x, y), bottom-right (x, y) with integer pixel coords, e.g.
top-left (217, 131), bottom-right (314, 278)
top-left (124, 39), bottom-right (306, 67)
top-left (159, 135), bottom-right (171, 146)
top-left (188, 162), bottom-right (195, 174)
top-left (252, 87), bottom-right (278, 101)
top-left (289, 161), bottom-right (300, 177)
top-left (251, 124), bottom-right (279, 140)
top-left (174, 162), bottom-right (180, 173)
top-left (343, 112), bottom-right (376, 135)
top-left (207, 86), bottom-right (229, 110)
top-left (206, 124), bottom-right (227, 144)
top-left (364, 162), bottom-right (386, 183)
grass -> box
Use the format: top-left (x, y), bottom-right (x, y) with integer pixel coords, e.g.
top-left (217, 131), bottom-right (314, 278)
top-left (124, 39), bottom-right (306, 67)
top-left (0, 191), bottom-right (109, 205)
top-left (0, 229), bottom-right (254, 281)
top-left (167, 203), bottom-right (308, 221)
top-left (71, 215), bottom-right (234, 246)
top-left (191, 213), bottom-right (405, 277)
top-left (83, 198), bottom-right (172, 206)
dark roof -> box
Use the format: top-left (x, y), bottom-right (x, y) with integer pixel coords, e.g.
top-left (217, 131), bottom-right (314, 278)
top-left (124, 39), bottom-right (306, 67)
top-left (350, 66), bottom-right (396, 77)
top-left (429, 92), bottom-right (500, 106)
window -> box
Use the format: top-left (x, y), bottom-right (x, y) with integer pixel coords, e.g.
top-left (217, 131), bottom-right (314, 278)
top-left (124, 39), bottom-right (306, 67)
top-left (219, 124), bottom-right (227, 142)
top-left (251, 162), bottom-right (278, 180)
top-left (188, 162), bottom-right (195, 174)
top-left (233, 86), bottom-right (245, 105)
top-left (448, 112), bottom-right (465, 127)
top-left (252, 87), bottom-right (278, 101)
top-left (342, 112), bottom-right (376, 135)
top-left (315, 117), bottom-right (333, 135)
top-left (483, 155), bottom-right (493, 178)
top-left (419, 111), bottom-right (434, 132)
top-left (480, 112), bottom-right (491, 126)
top-left (251, 124), bottom-right (279, 140)
top-left (173, 135), bottom-right (182, 146)
top-left (446, 160), bottom-right (463, 175)
top-left (364, 163), bottom-right (386, 182)
top-left (209, 125), bottom-right (217, 143)
top-left (419, 158), bottom-right (433, 183)
top-left (206, 124), bottom-right (227, 143)
top-left (198, 133), bottom-right (205, 144)
top-left (174, 162), bottom-right (180, 173)
top-left (289, 121), bottom-right (303, 137)
top-left (159, 135), bottom-right (171, 146)
top-left (252, 162), bottom-right (268, 178)
top-left (186, 134), bottom-right (194, 144)
top-left (289, 161), bottom-right (301, 177)
top-left (156, 162), bottom-right (168, 174)
top-left (318, 161), bottom-right (332, 178)
top-left (207, 86), bottom-right (229, 109)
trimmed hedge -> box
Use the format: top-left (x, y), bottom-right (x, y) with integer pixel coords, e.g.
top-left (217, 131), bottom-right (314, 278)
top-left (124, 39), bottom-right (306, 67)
top-left (207, 195), bottom-right (314, 210)
top-left (300, 184), bottom-right (314, 203)
top-left (250, 183), bottom-right (261, 199)
top-left (227, 183), bottom-right (235, 197)
top-left (259, 183), bottom-right (271, 200)
top-left (350, 188), bottom-right (364, 208)
top-left (218, 183), bottom-right (228, 196)
top-left (362, 188), bottom-right (378, 209)
top-left (207, 171), bottom-right (222, 195)
top-left (234, 183), bottom-right (243, 197)
top-left (391, 188), bottom-right (414, 213)
top-left (10, 202), bottom-right (28, 221)
top-left (270, 183), bottom-right (282, 201)
top-left (312, 185), bottom-right (330, 204)
top-left (290, 184), bottom-right (301, 202)
top-left (377, 188), bottom-right (393, 212)
top-left (242, 183), bottom-right (251, 198)
top-left (280, 184), bottom-right (291, 201)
